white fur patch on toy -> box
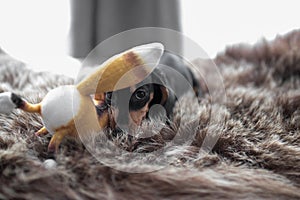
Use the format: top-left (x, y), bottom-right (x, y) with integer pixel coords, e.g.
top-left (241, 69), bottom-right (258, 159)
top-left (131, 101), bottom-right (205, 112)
top-left (0, 92), bottom-right (16, 114)
top-left (41, 85), bottom-right (81, 133)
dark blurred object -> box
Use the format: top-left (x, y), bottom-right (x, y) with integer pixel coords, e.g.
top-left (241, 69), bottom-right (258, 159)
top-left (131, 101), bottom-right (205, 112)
top-left (69, 0), bottom-right (181, 59)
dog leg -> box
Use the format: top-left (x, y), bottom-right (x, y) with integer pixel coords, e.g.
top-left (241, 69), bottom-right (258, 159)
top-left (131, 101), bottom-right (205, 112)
top-left (47, 130), bottom-right (68, 153)
top-left (35, 126), bottom-right (49, 137)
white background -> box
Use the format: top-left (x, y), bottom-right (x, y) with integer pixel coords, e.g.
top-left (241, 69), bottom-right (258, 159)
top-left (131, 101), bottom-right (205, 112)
top-left (0, 0), bottom-right (299, 77)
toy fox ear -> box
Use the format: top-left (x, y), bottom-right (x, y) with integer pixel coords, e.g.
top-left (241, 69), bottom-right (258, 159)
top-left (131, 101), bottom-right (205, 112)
top-left (76, 43), bottom-right (164, 96)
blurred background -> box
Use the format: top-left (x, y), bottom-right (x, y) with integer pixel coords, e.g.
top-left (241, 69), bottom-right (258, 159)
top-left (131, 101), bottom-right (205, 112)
top-left (0, 0), bottom-right (299, 78)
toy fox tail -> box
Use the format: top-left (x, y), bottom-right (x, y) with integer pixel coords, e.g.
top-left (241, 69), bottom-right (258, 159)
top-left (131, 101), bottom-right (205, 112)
top-left (0, 92), bottom-right (41, 114)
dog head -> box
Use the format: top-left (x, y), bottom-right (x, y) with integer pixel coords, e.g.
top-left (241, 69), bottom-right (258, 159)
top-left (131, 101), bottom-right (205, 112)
top-left (97, 51), bottom-right (201, 132)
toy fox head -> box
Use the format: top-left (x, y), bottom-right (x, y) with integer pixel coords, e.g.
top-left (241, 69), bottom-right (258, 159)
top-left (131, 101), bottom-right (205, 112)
top-left (0, 43), bottom-right (164, 152)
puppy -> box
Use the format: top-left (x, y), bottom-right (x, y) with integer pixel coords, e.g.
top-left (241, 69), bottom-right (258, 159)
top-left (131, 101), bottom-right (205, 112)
top-left (97, 51), bottom-right (202, 132)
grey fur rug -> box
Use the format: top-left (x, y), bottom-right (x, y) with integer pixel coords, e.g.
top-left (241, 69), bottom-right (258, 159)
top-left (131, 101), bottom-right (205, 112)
top-left (0, 30), bottom-right (300, 199)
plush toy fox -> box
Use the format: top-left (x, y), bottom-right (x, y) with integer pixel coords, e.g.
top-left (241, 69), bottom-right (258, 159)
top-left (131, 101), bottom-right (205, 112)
top-left (0, 43), bottom-right (164, 152)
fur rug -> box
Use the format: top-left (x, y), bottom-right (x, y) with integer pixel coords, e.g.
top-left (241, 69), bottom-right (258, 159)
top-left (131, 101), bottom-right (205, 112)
top-left (0, 30), bottom-right (300, 199)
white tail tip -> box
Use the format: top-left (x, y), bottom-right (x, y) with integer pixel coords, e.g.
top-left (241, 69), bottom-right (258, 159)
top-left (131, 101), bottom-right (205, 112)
top-left (132, 43), bottom-right (164, 69)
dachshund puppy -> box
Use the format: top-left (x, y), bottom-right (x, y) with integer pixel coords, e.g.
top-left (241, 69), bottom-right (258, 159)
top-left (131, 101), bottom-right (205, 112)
top-left (98, 51), bottom-right (201, 132)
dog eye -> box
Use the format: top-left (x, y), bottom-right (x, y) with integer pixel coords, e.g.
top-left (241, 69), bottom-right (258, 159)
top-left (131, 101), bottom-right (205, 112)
top-left (129, 86), bottom-right (152, 111)
top-left (135, 89), bottom-right (147, 100)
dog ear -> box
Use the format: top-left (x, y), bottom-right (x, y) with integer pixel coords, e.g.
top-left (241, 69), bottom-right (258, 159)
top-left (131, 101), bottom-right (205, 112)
top-left (76, 43), bottom-right (164, 96)
top-left (158, 85), bottom-right (169, 105)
